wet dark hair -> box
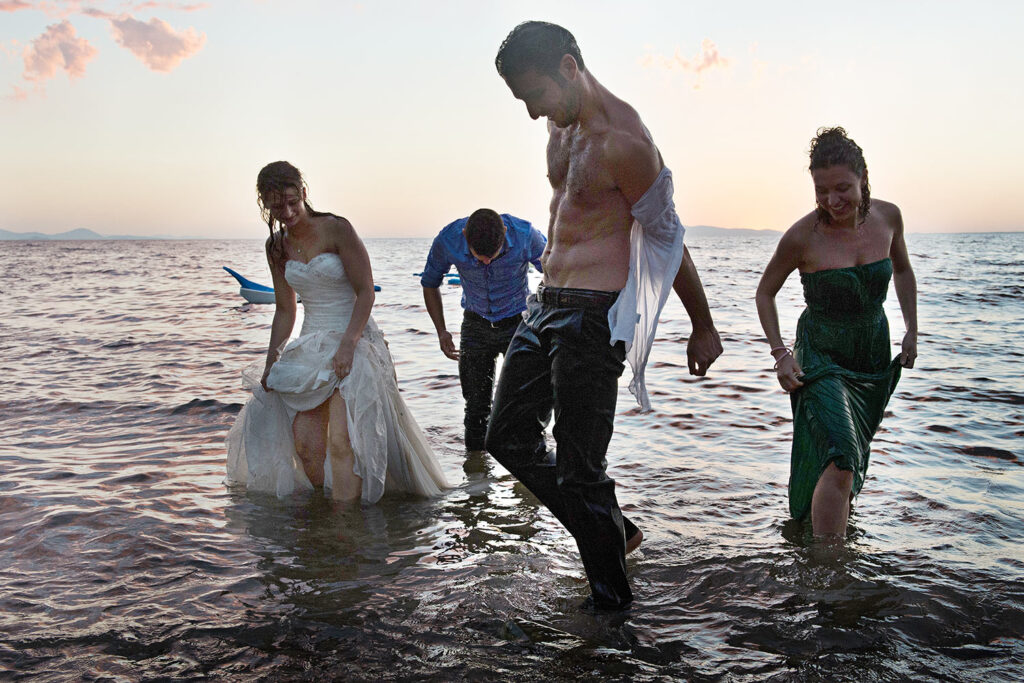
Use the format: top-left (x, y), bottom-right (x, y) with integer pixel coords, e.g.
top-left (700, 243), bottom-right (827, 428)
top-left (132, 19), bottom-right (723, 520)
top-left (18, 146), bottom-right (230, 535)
top-left (464, 208), bottom-right (505, 257)
top-left (495, 21), bottom-right (584, 81)
top-left (808, 126), bottom-right (871, 224)
top-left (256, 161), bottom-right (328, 262)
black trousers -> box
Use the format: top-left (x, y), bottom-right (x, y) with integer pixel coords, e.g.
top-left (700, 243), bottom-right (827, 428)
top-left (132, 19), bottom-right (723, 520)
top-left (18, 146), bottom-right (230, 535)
top-left (459, 310), bottom-right (520, 451)
top-left (486, 289), bottom-right (637, 609)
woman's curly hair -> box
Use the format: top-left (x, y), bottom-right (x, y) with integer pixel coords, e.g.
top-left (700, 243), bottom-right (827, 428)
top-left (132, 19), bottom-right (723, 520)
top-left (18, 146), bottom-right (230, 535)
top-left (808, 126), bottom-right (871, 225)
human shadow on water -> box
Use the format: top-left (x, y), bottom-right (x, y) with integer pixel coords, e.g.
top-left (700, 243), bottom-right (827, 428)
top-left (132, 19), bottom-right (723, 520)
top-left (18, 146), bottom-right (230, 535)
top-left (218, 487), bottom-right (478, 678)
top-left (443, 453), bottom-right (664, 660)
top-left (222, 488), bottom-right (450, 615)
top-left (220, 461), bottom-right (658, 677)
top-left (436, 449), bottom-right (557, 564)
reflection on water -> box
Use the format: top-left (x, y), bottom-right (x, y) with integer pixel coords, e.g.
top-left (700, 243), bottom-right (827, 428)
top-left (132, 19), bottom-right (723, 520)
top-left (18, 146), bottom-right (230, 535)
top-left (0, 234), bottom-right (1021, 680)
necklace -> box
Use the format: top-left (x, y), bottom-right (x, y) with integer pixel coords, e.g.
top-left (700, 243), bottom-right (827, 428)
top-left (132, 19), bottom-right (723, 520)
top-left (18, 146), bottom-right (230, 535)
top-left (285, 231), bottom-right (303, 256)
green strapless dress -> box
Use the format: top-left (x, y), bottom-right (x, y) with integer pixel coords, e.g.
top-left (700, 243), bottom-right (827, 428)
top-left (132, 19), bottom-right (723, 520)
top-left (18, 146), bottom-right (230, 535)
top-left (788, 258), bottom-right (902, 520)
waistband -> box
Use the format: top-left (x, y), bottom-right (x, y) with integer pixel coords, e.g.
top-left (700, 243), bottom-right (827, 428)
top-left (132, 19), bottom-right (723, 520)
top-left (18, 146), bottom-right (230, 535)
top-left (536, 284), bottom-right (619, 309)
top-left (464, 310), bottom-right (523, 328)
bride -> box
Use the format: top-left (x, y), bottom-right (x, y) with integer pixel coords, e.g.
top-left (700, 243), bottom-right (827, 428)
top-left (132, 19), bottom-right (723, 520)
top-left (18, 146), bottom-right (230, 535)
top-left (227, 161), bottom-right (449, 502)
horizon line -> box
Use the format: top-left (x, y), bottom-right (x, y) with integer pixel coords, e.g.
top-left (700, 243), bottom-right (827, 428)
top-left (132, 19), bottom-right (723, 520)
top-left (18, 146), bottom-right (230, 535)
top-left (3, 227), bottom-right (1022, 240)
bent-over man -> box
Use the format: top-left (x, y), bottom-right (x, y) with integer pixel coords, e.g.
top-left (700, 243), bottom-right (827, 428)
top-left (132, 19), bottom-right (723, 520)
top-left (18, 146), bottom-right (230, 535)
top-left (421, 208), bottom-right (546, 452)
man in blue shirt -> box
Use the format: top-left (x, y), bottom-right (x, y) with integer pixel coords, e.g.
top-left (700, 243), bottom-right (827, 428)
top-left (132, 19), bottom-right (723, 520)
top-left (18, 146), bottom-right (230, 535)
top-left (421, 208), bottom-right (546, 452)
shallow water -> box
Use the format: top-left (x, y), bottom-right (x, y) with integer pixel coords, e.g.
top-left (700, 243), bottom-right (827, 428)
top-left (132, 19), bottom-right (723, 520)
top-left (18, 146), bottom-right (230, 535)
top-left (1, 232), bottom-right (1021, 681)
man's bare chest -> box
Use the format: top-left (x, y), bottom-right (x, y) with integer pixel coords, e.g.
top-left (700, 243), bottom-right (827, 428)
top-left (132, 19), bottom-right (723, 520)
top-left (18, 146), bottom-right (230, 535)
top-left (546, 131), bottom-right (612, 204)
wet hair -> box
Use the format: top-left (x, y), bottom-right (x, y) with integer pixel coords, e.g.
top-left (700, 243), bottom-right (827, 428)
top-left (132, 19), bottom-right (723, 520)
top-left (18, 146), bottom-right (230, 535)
top-left (495, 21), bottom-right (584, 81)
top-left (808, 126), bottom-right (871, 224)
top-left (256, 161), bottom-right (328, 262)
top-left (464, 208), bottom-right (505, 257)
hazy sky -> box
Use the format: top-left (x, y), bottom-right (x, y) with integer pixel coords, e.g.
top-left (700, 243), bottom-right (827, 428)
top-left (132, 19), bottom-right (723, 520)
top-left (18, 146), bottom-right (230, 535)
top-left (2, 0), bottom-right (1022, 237)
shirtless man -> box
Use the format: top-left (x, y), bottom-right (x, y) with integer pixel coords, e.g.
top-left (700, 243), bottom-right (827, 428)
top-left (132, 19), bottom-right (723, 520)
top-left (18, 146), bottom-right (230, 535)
top-left (485, 21), bottom-right (723, 611)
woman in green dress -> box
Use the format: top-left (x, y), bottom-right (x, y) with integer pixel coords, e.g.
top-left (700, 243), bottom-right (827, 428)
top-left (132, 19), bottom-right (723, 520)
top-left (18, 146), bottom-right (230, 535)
top-left (755, 127), bottom-right (918, 539)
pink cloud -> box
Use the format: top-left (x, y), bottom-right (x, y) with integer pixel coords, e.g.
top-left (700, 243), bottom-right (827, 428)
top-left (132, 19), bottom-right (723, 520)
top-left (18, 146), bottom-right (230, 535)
top-left (128, 2), bottom-right (209, 10)
top-left (8, 84), bottom-right (31, 100)
top-left (80, 6), bottom-right (112, 19)
top-left (0, 1), bottom-right (99, 20)
top-left (685, 39), bottom-right (730, 74)
top-left (4, 2), bottom-right (209, 98)
top-left (108, 14), bottom-right (205, 72)
top-left (2, 1), bottom-right (209, 19)
top-left (643, 39), bottom-right (731, 74)
top-left (640, 39), bottom-right (731, 90)
top-left (28, 1), bottom-right (87, 18)
top-left (22, 20), bottom-right (97, 82)
top-left (78, 3), bottom-right (210, 20)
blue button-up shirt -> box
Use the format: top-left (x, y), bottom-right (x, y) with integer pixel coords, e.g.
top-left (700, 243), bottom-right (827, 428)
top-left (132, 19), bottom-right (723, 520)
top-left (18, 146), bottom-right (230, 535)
top-left (420, 214), bottom-right (546, 322)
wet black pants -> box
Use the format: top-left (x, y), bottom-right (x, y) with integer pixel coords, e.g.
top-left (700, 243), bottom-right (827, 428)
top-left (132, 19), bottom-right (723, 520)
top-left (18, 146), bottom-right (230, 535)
top-left (459, 310), bottom-right (520, 451)
top-left (486, 288), bottom-right (636, 609)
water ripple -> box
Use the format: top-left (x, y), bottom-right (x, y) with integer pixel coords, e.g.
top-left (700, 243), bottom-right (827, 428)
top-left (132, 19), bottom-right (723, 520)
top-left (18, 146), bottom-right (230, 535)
top-left (0, 234), bottom-right (1021, 680)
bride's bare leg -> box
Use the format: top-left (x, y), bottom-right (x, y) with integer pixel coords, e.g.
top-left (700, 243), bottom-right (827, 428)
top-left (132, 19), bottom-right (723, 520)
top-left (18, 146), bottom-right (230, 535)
top-left (328, 390), bottom-right (363, 502)
top-left (292, 403), bottom-right (328, 487)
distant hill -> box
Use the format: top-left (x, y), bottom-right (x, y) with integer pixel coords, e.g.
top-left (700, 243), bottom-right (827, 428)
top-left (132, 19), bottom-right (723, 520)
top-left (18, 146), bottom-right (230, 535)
top-left (685, 224), bottom-right (781, 238)
top-left (0, 228), bottom-right (181, 240)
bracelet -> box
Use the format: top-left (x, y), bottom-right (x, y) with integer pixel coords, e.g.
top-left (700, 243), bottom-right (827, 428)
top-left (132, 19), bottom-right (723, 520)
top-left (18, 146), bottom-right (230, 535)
top-left (773, 348), bottom-right (792, 370)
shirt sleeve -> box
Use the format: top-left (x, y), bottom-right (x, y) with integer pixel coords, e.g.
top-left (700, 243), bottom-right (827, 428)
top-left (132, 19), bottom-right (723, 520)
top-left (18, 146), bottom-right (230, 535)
top-left (528, 226), bottom-right (546, 273)
top-left (420, 234), bottom-right (451, 288)
top-left (607, 166), bottom-right (684, 411)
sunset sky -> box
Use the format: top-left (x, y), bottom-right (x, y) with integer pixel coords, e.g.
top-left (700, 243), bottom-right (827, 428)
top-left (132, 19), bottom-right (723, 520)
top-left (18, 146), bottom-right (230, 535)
top-left (2, 0), bottom-right (1022, 238)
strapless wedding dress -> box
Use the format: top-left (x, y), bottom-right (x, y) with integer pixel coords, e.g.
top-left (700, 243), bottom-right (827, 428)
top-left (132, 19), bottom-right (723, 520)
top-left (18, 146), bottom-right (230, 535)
top-left (226, 252), bottom-right (449, 502)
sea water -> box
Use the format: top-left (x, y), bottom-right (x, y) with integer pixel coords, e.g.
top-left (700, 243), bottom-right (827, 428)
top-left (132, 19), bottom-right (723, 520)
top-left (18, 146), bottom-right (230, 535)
top-left (1, 232), bottom-right (1021, 680)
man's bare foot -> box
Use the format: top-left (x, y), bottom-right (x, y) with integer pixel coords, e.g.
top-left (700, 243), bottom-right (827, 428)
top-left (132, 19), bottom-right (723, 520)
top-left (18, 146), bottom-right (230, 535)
top-left (626, 528), bottom-right (643, 554)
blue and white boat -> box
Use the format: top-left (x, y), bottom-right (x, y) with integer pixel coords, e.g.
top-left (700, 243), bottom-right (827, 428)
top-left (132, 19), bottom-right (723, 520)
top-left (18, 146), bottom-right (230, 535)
top-left (223, 267), bottom-right (276, 304)
top-left (224, 266), bottom-right (380, 304)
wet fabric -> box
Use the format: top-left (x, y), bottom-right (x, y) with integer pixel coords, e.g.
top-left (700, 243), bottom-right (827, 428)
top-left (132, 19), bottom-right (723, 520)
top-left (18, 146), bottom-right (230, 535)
top-left (486, 290), bottom-right (636, 609)
top-left (458, 310), bottom-right (520, 451)
top-left (607, 165), bottom-right (685, 411)
top-left (226, 252), bottom-right (449, 502)
top-left (419, 214), bottom-right (545, 321)
top-left (788, 258), bottom-right (902, 519)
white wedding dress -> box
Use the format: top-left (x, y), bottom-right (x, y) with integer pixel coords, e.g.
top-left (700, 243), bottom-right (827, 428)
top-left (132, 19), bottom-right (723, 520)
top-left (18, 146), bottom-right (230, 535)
top-left (226, 252), bottom-right (449, 502)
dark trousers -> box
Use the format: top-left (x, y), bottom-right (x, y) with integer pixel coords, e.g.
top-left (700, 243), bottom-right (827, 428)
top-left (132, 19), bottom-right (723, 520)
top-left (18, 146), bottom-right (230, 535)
top-left (459, 310), bottom-right (520, 451)
top-left (486, 290), bottom-right (637, 609)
